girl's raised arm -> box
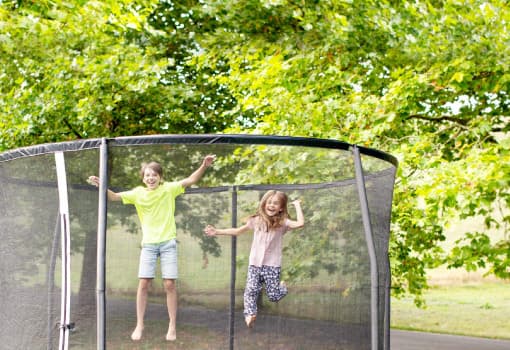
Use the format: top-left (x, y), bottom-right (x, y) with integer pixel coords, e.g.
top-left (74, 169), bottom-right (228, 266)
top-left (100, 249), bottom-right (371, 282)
top-left (287, 199), bottom-right (305, 229)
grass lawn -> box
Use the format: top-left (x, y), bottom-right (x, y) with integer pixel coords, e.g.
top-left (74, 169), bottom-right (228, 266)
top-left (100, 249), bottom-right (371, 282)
top-left (391, 212), bottom-right (510, 340)
top-left (391, 280), bottom-right (510, 339)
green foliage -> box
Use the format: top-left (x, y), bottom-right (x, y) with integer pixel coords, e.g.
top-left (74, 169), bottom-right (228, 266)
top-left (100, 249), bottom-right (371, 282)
top-left (0, 0), bottom-right (237, 150)
top-left (194, 0), bottom-right (510, 304)
top-left (1, 0), bottom-right (509, 304)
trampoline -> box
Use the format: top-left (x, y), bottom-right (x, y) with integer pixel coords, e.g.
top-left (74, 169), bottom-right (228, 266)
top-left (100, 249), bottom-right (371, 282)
top-left (0, 134), bottom-right (397, 350)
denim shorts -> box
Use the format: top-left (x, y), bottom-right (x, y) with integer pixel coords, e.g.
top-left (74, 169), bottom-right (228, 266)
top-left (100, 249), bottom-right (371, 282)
top-left (138, 239), bottom-right (178, 279)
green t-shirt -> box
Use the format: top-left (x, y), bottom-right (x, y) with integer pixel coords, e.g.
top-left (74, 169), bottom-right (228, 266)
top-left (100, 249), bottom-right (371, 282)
top-left (120, 181), bottom-right (185, 244)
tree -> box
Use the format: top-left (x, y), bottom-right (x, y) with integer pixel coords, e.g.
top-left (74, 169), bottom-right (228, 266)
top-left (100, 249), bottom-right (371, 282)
top-left (0, 0), bottom-right (236, 313)
top-left (0, 0), bottom-right (239, 150)
top-left (1, 0), bottom-right (508, 305)
top-left (185, 0), bottom-right (509, 304)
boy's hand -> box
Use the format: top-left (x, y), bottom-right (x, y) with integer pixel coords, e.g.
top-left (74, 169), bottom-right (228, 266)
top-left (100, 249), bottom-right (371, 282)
top-left (203, 154), bottom-right (216, 168)
top-left (87, 176), bottom-right (100, 187)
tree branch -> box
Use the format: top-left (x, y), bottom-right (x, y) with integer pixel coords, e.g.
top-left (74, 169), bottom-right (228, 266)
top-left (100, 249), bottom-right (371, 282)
top-left (63, 118), bottom-right (84, 139)
top-left (408, 114), bottom-right (508, 135)
top-left (472, 71), bottom-right (493, 81)
top-left (407, 114), bottom-right (469, 126)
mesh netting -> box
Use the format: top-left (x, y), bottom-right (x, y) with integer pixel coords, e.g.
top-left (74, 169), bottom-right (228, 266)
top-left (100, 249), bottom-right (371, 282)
top-left (0, 136), bottom-right (396, 350)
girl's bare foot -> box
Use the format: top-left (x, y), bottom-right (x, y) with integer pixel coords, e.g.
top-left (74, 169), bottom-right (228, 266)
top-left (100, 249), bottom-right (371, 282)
top-left (244, 315), bottom-right (256, 328)
top-left (131, 326), bottom-right (143, 341)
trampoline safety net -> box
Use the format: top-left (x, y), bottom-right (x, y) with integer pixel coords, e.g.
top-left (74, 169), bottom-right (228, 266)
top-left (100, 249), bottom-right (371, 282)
top-left (0, 135), bottom-right (397, 350)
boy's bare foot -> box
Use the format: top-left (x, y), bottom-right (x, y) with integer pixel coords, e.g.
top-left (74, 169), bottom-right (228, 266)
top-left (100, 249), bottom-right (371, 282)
top-left (131, 326), bottom-right (143, 341)
top-left (244, 315), bottom-right (256, 328)
top-left (166, 324), bottom-right (176, 341)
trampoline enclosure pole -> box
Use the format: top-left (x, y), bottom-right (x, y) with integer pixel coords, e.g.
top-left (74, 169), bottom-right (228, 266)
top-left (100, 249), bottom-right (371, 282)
top-left (352, 145), bottom-right (379, 350)
top-left (55, 152), bottom-right (72, 350)
top-left (47, 214), bottom-right (61, 350)
top-left (229, 186), bottom-right (238, 350)
top-left (96, 138), bottom-right (108, 350)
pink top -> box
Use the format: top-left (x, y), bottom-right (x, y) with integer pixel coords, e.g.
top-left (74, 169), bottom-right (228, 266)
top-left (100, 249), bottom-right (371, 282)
top-left (247, 216), bottom-right (290, 267)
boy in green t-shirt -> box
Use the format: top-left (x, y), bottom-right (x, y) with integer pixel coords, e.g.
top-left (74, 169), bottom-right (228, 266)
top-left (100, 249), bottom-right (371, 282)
top-left (88, 154), bottom-right (215, 341)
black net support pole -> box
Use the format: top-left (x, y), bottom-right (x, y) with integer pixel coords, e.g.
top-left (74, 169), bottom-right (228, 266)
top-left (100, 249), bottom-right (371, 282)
top-left (229, 186), bottom-right (238, 350)
top-left (352, 145), bottom-right (379, 350)
top-left (384, 267), bottom-right (391, 350)
top-left (96, 138), bottom-right (109, 350)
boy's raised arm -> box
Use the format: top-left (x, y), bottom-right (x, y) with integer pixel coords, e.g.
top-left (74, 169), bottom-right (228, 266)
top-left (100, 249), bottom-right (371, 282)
top-left (87, 176), bottom-right (122, 201)
top-left (180, 154), bottom-right (216, 188)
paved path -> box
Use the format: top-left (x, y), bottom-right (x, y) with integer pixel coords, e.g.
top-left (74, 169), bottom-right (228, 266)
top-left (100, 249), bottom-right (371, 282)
top-left (392, 329), bottom-right (510, 350)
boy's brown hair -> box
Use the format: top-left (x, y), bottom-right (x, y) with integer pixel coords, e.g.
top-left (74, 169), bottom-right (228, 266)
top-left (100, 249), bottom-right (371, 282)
top-left (140, 161), bottom-right (163, 180)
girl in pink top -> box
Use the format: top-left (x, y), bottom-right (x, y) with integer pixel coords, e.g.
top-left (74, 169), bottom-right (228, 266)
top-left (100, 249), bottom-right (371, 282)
top-left (204, 190), bottom-right (304, 328)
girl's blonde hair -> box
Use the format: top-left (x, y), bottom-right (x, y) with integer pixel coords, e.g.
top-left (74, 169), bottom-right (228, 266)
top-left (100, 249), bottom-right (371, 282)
top-left (253, 190), bottom-right (290, 230)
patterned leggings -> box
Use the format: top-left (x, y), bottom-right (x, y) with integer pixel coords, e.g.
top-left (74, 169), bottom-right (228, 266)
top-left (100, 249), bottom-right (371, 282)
top-left (244, 265), bottom-right (288, 317)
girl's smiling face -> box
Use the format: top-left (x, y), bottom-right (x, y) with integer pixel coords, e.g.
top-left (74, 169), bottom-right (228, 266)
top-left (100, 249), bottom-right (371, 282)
top-left (264, 195), bottom-right (283, 217)
top-left (143, 167), bottom-right (161, 190)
